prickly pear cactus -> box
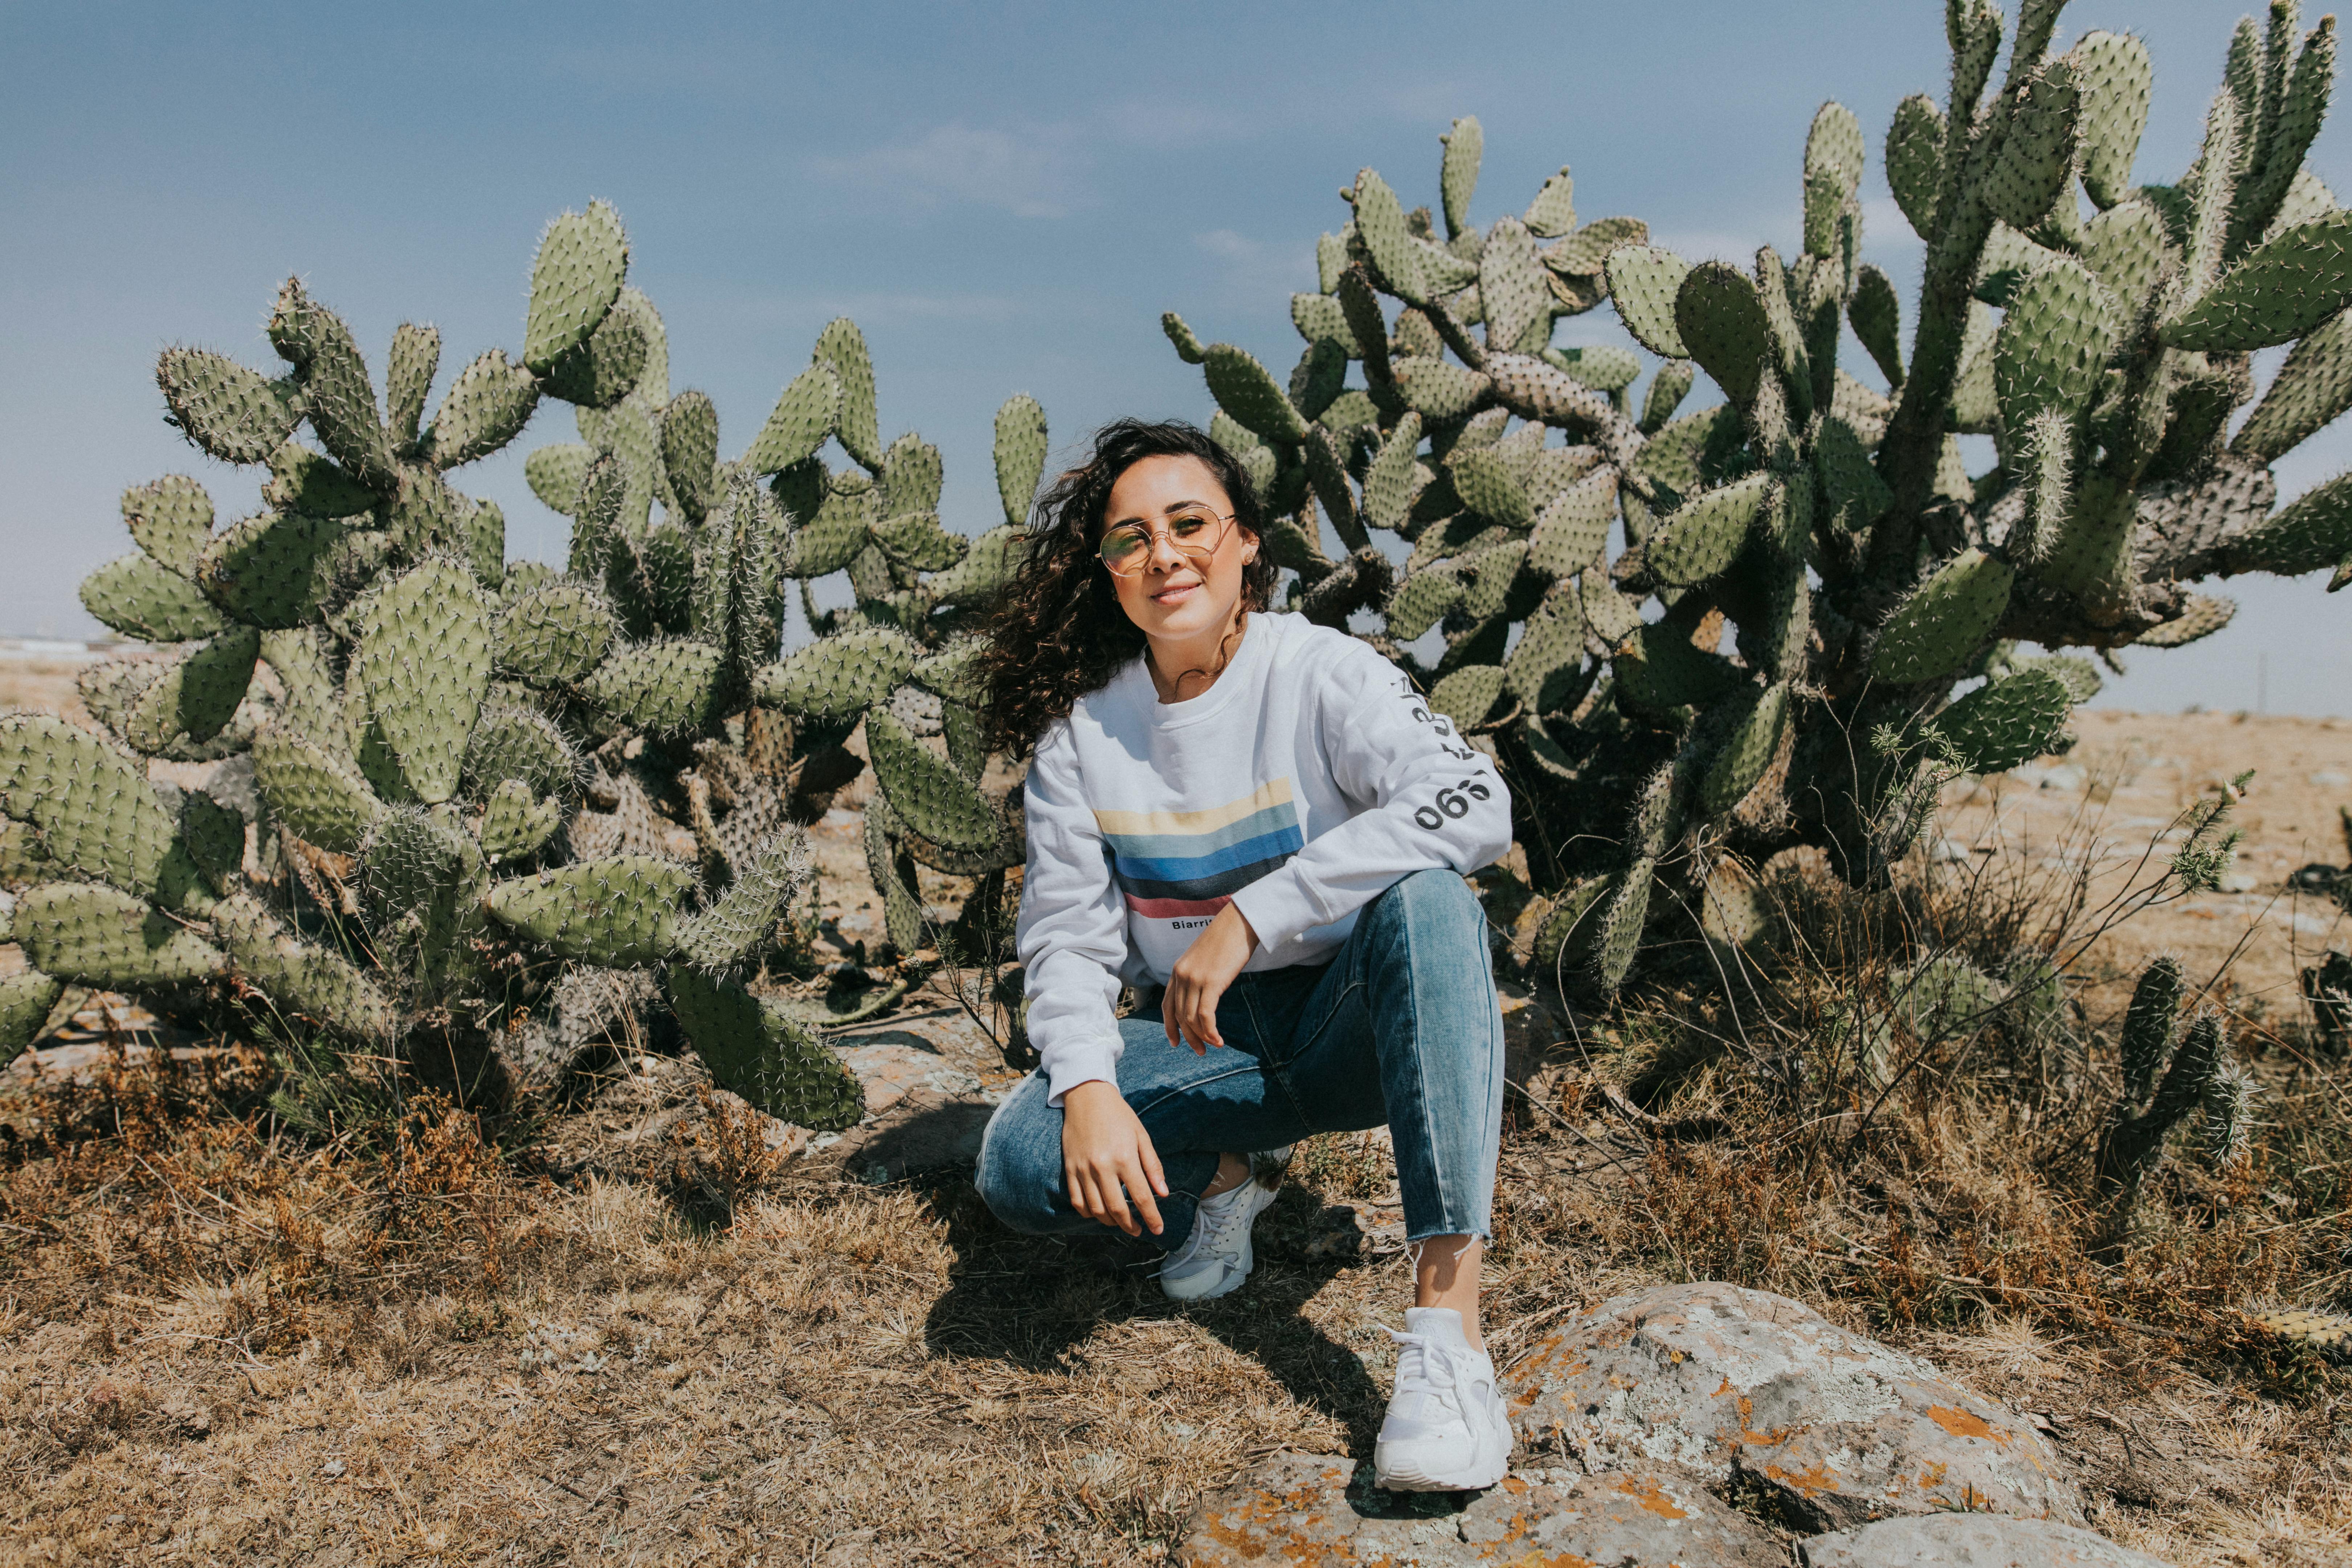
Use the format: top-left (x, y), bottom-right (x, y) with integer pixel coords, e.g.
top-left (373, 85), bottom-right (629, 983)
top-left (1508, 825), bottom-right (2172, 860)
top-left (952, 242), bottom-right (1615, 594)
top-left (2094, 954), bottom-right (2255, 1211)
top-left (520, 286), bottom-right (1042, 964)
top-left (1163, 3), bottom-right (2352, 1000)
top-left (39, 202), bottom-right (871, 1127)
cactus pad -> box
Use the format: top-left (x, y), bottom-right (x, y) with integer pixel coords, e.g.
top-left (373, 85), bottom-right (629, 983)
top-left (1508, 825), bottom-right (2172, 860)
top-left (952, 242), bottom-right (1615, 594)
top-left (664, 965), bottom-right (864, 1130)
top-left (179, 789), bottom-right (246, 896)
top-left (813, 318), bottom-right (881, 470)
top-left (1393, 358), bottom-right (1492, 422)
top-left (866, 707), bottom-right (998, 851)
top-left (462, 699), bottom-right (579, 807)
top-left (1674, 263), bottom-right (1773, 408)
top-left (351, 558), bottom-right (494, 804)
top-left (544, 293), bottom-right (650, 408)
top-left (0, 713), bottom-right (205, 911)
top-left (1995, 259), bottom-right (2121, 435)
top-left (676, 830), bottom-right (812, 971)
top-left (15, 882), bottom-right (224, 988)
top-left (2165, 210), bottom-right (2352, 352)
top-left (2235, 309), bottom-right (2352, 460)
top-left (1647, 472), bottom-right (1772, 586)
top-left (2227, 469), bottom-right (2352, 575)
top-left (524, 200), bottom-right (629, 375)
top-left (156, 348), bottom-right (301, 465)
top-left (212, 891), bottom-right (394, 1040)
top-left (1872, 549), bottom-right (2014, 683)
top-left (1446, 445), bottom-right (1529, 530)
top-left (1936, 665), bottom-right (2072, 773)
top-left (2071, 31), bottom-right (2153, 209)
top-left (80, 553), bottom-right (226, 643)
top-left (756, 623), bottom-right (917, 718)
top-left (122, 475), bottom-right (215, 577)
top-left (580, 638), bottom-right (727, 735)
top-left (783, 477), bottom-right (876, 578)
top-left (1351, 169), bottom-right (1426, 303)
top-left (1503, 596), bottom-right (1586, 714)
top-left (872, 510), bottom-right (967, 572)
top-left (1984, 61), bottom-right (2081, 232)
top-left (1439, 115), bottom-right (1483, 237)
top-left (424, 348), bottom-right (542, 469)
top-left (1203, 344), bottom-right (1310, 446)
top-left (195, 510), bottom-right (348, 629)
top-left (991, 393), bottom-right (1050, 528)
top-left (121, 629), bottom-right (261, 754)
top-left (495, 577), bottom-right (619, 686)
top-left (525, 442), bottom-right (595, 517)
top-left (2135, 594), bottom-right (2238, 648)
top-left (264, 445), bottom-right (379, 519)
top-left (486, 855), bottom-right (698, 965)
top-left (0, 970), bottom-right (64, 1063)
top-left (1429, 665), bottom-right (1506, 728)
top-left (1161, 311), bottom-right (1208, 365)
top-left (742, 362), bottom-right (841, 477)
top-left (271, 283), bottom-right (396, 486)
top-left (1700, 683), bottom-right (1790, 816)
top-left (385, 322), bottom-right (440, 446)
top-left (1386, 572), bottom-right (1465, 642)
top-left (1605, 248), bottom-right (1693, 359)
top-left (1291, 292), bottom-right (1360, 357)
top-left (477, 779), bottom-right (564, 865)
top-left (252, 726), bottom-right (385, 853)
top-left (1361, 415), bottom-right (1426, 532)
top-left (1590, 858), bottom-right (1655, 993)
top-left (1479, 217), bottom-right (1548, 353)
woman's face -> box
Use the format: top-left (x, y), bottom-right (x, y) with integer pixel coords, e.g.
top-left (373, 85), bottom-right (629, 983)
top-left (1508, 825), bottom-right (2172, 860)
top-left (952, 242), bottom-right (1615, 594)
top-left (1099, 454), bottom-right (1258, 646)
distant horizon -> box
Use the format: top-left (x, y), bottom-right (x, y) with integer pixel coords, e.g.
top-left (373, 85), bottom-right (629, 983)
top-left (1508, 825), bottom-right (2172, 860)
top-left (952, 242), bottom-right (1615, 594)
top-left (6, 0), bottom-right (2349, 716)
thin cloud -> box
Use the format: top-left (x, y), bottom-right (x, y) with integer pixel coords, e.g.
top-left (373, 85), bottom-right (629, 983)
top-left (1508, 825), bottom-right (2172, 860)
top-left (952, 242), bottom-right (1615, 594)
top-left (1192, 229), bottom-right (1313, 301)
top-left (813, 122), bottom-right (1086, 218)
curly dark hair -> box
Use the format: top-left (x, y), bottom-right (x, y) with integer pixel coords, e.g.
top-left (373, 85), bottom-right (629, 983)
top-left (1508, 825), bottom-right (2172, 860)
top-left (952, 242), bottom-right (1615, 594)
top-left (976, 419), bottom-right (1276, 757)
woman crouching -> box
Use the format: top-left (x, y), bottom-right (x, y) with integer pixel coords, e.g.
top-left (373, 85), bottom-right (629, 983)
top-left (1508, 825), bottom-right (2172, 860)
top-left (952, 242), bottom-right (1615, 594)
top-left (971, 418), bottom-right (1515, 1493)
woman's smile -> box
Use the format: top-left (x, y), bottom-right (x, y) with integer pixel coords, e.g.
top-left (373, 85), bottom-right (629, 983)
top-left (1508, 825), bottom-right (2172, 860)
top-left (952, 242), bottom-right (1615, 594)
top-left (1150, 577), bottom-right (1201, 607)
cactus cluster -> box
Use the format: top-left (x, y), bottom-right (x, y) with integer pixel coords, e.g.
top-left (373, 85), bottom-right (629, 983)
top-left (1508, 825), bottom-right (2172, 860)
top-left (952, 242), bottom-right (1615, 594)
top-left (33, 199), bottom-right (1042, 1123)
top-left (1162, 0), bottom-right (2352, 998)
top-left (2093, 954), bottom-right (2255, 1208)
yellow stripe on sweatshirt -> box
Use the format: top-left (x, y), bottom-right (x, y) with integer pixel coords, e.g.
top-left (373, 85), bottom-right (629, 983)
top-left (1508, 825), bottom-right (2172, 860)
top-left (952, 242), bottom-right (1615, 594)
top-left (1091, 777), bottom-right (1294, 838)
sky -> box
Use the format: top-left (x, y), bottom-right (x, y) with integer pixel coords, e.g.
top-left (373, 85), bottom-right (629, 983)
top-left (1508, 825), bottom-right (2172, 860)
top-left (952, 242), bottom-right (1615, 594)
top-left (5, 0), bottom-right (2349, 716)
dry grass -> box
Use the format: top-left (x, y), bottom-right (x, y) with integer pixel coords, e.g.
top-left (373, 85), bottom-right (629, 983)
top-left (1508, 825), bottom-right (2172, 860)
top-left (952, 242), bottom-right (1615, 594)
top-left (6, 716), bottom-right (2352, 1563)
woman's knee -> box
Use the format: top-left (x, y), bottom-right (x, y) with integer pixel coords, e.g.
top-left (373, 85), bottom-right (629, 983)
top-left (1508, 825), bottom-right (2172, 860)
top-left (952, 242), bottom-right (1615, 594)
top-left (1362, 867), bottom-right (1485, 951)
top-left (975, 1081), bottom-right (1064, 1233)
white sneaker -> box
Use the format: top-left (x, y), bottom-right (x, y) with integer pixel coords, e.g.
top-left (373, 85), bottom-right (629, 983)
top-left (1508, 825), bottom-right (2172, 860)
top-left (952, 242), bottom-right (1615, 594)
top-left (1158, 1147), bottom-right (1291, 1302)
top-left (1372, 1307), bottom-right (1512, 1492)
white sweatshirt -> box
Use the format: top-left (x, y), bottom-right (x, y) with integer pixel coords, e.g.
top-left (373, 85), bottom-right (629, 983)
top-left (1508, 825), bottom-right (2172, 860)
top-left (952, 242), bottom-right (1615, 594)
top-left (1016, 611), bottom-right (1514, 1104)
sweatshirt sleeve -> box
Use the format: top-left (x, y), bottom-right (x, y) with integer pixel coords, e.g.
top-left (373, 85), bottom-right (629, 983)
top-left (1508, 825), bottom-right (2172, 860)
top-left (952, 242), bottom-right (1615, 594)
top-left (1228, 637), bottom-right (1514, 953)
top-left (1013, 719), bottom-right (1132, 1105)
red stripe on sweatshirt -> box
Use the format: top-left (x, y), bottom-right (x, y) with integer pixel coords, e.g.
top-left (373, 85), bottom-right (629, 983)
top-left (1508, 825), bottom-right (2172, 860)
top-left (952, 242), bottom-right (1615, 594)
top-left (1122, 892), bottom-right (1232, 919)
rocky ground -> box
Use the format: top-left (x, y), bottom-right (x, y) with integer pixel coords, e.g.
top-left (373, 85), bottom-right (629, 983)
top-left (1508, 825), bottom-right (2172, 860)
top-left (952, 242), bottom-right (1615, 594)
top-left (3, 643), bottom-right (2352, 1563)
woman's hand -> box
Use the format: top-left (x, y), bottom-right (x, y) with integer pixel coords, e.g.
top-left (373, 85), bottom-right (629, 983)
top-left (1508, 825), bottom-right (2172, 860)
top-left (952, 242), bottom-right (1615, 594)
top-left (1062, 1079), bottom-right (1167, 1236)
top-left (1164, 902), bottom-right (1258, 1055)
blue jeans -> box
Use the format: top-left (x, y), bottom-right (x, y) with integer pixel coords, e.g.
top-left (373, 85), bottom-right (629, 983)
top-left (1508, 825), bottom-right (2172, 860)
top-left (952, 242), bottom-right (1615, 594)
top-left (977, 869), bottom-right (1504, 1253)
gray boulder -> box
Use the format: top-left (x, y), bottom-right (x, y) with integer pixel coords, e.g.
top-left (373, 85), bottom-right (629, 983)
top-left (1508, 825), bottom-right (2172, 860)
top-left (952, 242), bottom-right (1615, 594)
top-left (1177, 1451), bottom-right (1782, 1567)
top-left (1801, 1513), bottom-right (2173, 1566)
top-left (1502, 1282), bottom-right (2081, 1531)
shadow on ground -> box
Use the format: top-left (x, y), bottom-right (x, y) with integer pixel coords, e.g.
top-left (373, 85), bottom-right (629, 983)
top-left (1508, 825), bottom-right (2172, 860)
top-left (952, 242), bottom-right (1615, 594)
top-left (921, 1177), bottom-right (1395, 1454)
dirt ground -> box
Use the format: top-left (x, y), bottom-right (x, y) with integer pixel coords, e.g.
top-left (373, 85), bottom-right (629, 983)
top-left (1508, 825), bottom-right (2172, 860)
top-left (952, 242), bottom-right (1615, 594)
top-left (4, 648), bottom-right (2352, 1565)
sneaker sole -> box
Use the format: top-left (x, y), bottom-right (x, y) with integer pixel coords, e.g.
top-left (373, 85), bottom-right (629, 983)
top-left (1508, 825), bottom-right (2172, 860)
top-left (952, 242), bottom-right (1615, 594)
top-left (1372, 1405), bottom-right (1512, 1492)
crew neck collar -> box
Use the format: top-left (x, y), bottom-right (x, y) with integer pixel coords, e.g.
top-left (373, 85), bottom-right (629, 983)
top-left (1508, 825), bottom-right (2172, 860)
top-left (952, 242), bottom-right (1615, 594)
top-left (1121, 611), bottom-right (1273, 729)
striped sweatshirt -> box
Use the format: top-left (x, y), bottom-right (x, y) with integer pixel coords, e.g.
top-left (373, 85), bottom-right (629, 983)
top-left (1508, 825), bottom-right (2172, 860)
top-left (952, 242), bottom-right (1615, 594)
top-left (1016, 611), bottom-right (1514, 1104)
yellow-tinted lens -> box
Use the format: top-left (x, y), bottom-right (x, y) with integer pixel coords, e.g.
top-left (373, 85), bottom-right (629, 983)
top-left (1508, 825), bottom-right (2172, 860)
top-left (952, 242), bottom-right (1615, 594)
top-left (1099, 525), bottom-right (1152, 572)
